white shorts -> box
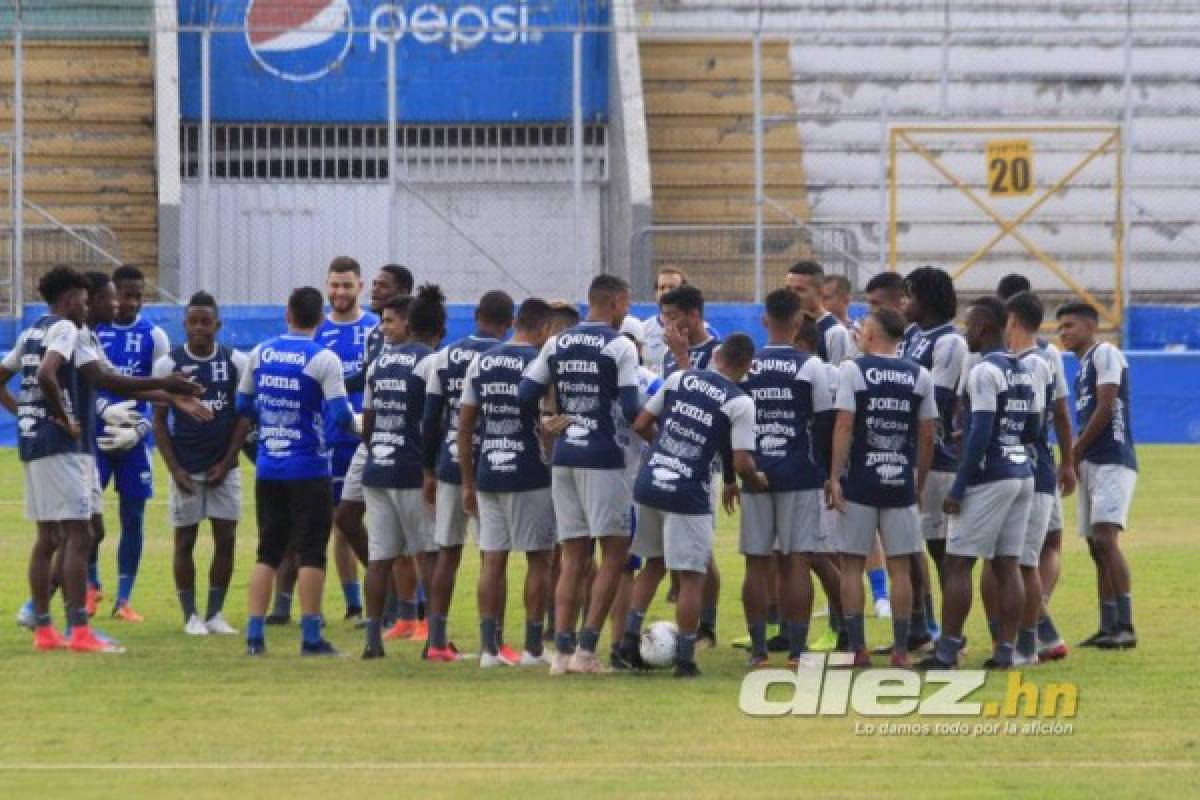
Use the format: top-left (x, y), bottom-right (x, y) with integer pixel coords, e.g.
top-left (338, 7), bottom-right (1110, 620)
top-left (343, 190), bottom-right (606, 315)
top-left (739, 490), bottom-right (823, 556)
top-left (1077, 462), bottom-right (1137, 537)
top-left (631, 504), bottom-right (711, 573)
top-left (90, 462), bottom-right (103, 515)
top-left (551, 467), bottom-right (633, 541)
top-left (947, 478), bottom-right (1034, 560)
top-left (1021, 491), bottom-right (1055, 568)
top-left (1047, 490), bottom-right (1063, 533)
top-left (169, 468), bottom-right (242, 527)
top-left (477, 489), bottom-right (556, 553)
top-left (838, 502), bottom-right (922, 558)
top-left (434, 480), bottom-right (474, 548)
top-left (920, 471), bottom-right (955, 540)
top-left (340, 444), bottom-right (367, 504)
top-left (365, 486), bottom-right (434, 560)
top-left (24, 453), bottom-right (97, 522)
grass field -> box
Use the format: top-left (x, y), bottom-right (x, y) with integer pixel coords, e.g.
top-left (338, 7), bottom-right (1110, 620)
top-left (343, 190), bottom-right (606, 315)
top-left (0, 447), bottom-right (1197, 798)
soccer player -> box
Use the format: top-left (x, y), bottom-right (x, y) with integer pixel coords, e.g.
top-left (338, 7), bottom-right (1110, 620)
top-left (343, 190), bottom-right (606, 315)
top-left (152, 292), bottom-right (250, 636)
top-left (1057, 301), bottom-right (1138, 650)
top-left (620, 334), bottom-right (765, 677)
top-left (422, 291), bottom-right (514, 662)
top-left (236, 287), bottom-right (355, 656)
top-left (821, 274), bottom-right (857, 335)
top-left (519, 274), bottom-right (641, 675)
top-left (994, 274), bottom-right (1077, 660)
top-left (93, 265), bottom-right (170, 621)
top-left (459, 298), bottom-right (557, 667)
top-left (736, 289), bottom-right (834, 667)
top-left (642, 267), bottom-right (719, 376)
top-left (1, 266), bottom-right (203, 652)
top-left (920, 298), bottom-right (1037, 670)
top-left (316, 256), bottom-right (379, 621)
top-left (864, 271), bottom-right (918, 358)
top-left (825, 308), bottom-right (937, 668)
top-left (786, 261), bottom-right (856, 365)
top-left (658, 284), bottom-right (723, 644)
top-left (360, 288), bottom-right (443, 659)
top-left (999, 291), bottom-right (1058, 664)
top-left (900, 266), bottom-right (967, 645)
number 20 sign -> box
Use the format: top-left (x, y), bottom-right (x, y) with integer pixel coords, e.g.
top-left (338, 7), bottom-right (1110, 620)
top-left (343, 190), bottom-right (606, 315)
top-left (986, 139), bottom-right (1034, 196)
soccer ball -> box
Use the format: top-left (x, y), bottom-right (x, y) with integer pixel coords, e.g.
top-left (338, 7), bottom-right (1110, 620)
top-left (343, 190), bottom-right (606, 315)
top-left (639, 620), bottom-right (679, 668)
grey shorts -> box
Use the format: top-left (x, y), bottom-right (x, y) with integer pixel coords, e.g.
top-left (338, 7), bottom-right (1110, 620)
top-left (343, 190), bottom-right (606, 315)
top-left (947, 478), bottom-right (1034, 560)
top-left (434, 480), bottom-right (474, 548)
top-left (819, 505), bottom-right (842, 553)
top-left (1021, 491), bottom-right (1055, 568)
top-left (838, 502), bottom-right (922, 557)
top-left (739, 490), bottom-right (823, 556)
top-left (631, 504), bottom-right (712, 573)
top-left (365, 486), bottom-right (435, 560)
top-left (551, 466), bottom-right (633, 541)
top-left (340, 444), bottom-right (367, 504)
top-left (169, 468), bottom-right (242, 527)
top-left (478, 489), bottom-right (556, 553)
top-left (920, 471), bottom-right (955, 540)
top-left (24, 453), bottom-right (97, 522)
top-left (1077, 461), bottom-right (1137, 537)
top-left (1047, 491), bottom-right (1063, 533)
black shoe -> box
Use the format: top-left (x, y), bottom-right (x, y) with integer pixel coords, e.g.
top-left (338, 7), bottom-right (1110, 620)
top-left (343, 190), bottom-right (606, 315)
top-left (766, 632), bottom-right (790, 653)
top-left (673, 659), bottom-right (701, 678)
top-left (1097, 627), bottom-right (1137, 650)
top-left (301, 638), bottom-right (340, 656)
top-left (835, 631), bottom-right (850, 652)
top-left (344, 606), bottom-right (363, 622)
top-left (246, 638), bottom-right (266, 656)
top-left (362, 643), bottom-right (385, 659)
top-left (871, 642), bottom-right (895, 656)
top-left (907, 633), bottom-right (934, 653)
top-left (982, 657), bottom-right (1011, 670)
top-left (915, 655), bottom-right (955, 670)
top-left (265, 613), bottom-right (291, 626)
top-left (697, 624), bottom-right (717, 649)
top-left (611, 640), bottom-right (653, 671)
top-left (416, 600), bottom-right (426, 621)
top-left (1078, 629), bottom-right (1109, 648)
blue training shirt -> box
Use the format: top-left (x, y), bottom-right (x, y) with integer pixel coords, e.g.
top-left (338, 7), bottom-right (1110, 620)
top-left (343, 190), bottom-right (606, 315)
top-left (634, 368), bottom-right (757, 515)
top-left (662, 334), bottom-right (720, 377)
top-left (237, 334), bottom-right (348, 481)
top-left (1015, 346), bottom-right (1058, 494)
top-left (460, 341), bottom-right (550, 493)
top-left (834, 355), bottom-right (939, 508)
top-left (316, 311), bottom-right (379, 449)
top-left (958, 351), bottom-right (1038, 488)
top-left (362, 342), bottom-right (435, 490)
top-left (425, 333), bottom-right (501, 485)
top-left (153, 344), bottom-right (248, 474)
top-left (1074, 341), bottom-right (1137, 471)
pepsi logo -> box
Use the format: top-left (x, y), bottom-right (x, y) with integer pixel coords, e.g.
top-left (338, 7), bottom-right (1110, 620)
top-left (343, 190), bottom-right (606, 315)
top-left (244, 0), bottom-right (353, 83)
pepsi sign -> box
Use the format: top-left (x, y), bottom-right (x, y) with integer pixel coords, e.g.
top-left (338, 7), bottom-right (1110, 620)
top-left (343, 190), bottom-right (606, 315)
top-left (179, 0), bottom-right (609, 124)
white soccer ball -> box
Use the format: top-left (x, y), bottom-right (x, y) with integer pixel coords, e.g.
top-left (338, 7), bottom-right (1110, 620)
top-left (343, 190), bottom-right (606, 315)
top-left (639, 620), bottom-right (679, 668)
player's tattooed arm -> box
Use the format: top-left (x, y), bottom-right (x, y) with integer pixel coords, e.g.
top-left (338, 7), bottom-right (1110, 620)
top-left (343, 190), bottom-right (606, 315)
top-left (457, 403), bottom-right (480, 516)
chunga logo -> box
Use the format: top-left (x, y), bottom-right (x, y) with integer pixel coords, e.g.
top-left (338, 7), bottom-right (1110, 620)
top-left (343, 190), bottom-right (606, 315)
top-left (245, 0), bottom-right (354, 83)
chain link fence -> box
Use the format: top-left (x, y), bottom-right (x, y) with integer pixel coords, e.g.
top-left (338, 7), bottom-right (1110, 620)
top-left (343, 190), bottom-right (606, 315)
top-left (3, 1), bottom-right (1200, 312)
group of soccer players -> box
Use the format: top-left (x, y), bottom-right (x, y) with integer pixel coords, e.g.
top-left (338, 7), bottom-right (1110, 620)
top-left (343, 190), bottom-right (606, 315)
top-left (6, 256), bottom-right (1138, 675)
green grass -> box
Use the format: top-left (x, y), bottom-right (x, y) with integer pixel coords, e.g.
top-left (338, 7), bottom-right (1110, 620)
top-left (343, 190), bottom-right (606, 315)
top-left (1, 447), bottom-right (1198, 798)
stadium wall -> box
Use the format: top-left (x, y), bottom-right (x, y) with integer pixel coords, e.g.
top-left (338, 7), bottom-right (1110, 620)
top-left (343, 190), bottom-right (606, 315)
top-left (2, 301), bottom-right (1199, 445)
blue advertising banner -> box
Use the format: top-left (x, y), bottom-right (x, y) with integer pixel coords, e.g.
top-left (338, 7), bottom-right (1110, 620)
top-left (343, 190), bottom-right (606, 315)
top-left (178, 0), bottom-right (609, 123)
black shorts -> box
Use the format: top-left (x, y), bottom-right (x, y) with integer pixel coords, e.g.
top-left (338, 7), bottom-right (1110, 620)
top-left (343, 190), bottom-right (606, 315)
top-left (255, 477), bottom-right (334, 570)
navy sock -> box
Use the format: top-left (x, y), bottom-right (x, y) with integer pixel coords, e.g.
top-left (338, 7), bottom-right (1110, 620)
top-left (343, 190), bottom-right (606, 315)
top-left (1037, 613), bottom-right (1060, 644)
top-left (911, 605), bottom-right (929, 638)
top-left (1101, 600), bottom-right (1118, 633)
top-left (205, 586), bottom-right (227, 620)
top-left (554, 631), bottom-right (575, 655)
top-left (766, 603), bottom-right (780, 626)
top-left (699, 606), bottom-right (717, 629)
top-left (271, 592), bottom-right (293, 618)
top-left (677, 633), bottom-right (697, 665)
top-left (624, 609), bottom-right (645, 640)
top-left (480, 618), bottom-right (499, 656)
top-left (397, 597), bottom-right (417, 622)
top-left (1116, 593), bottom-right (1133, 628)
top-left (748, 621), bottom-right (768, 658)
top-left (846, 614), bottom-right (866, 652)
top-left (923, 593), bottom-right (937, 627)
top-left (115, 494), bottom-right (146, 605)
top-left (828, 608), bottom-right (844, 635)
top-left (87, 561), bottom-right (100, 589)
top-left (987, 618), bottom-right (1001, 643)
top-left (35, 612), bottom-right (53, 628)
top-left (366, 618), bottom-right (383, 650)
top-left (342, 582), bottom-right (362, 610)
top-left (579, 626), bottom-right (600, 654)
top-left (301, 614), bottom-right (323, 645)
top-left (891, 617), bottom-right (911, 657)
top-left (787, 621), bottom-right (808, 660)
top-left (993, 642), bottom-right (1015, 668)
top-left (1016, 628), bottom-right (1037, 658)
top-left (934, 634), bottom-right (962, 665)
top-left (178, 589), bottom-right (197, 621)
top-left (68, 607), bottom-right (89, 629)
top-left (430, 615), bottom-right (449, 649)
top-left (525, 621), bottom-right (544, 656)
top-left (247, 615), bottom-right (265, 642)
top-left (868, 568), bottom-right (888, 602)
